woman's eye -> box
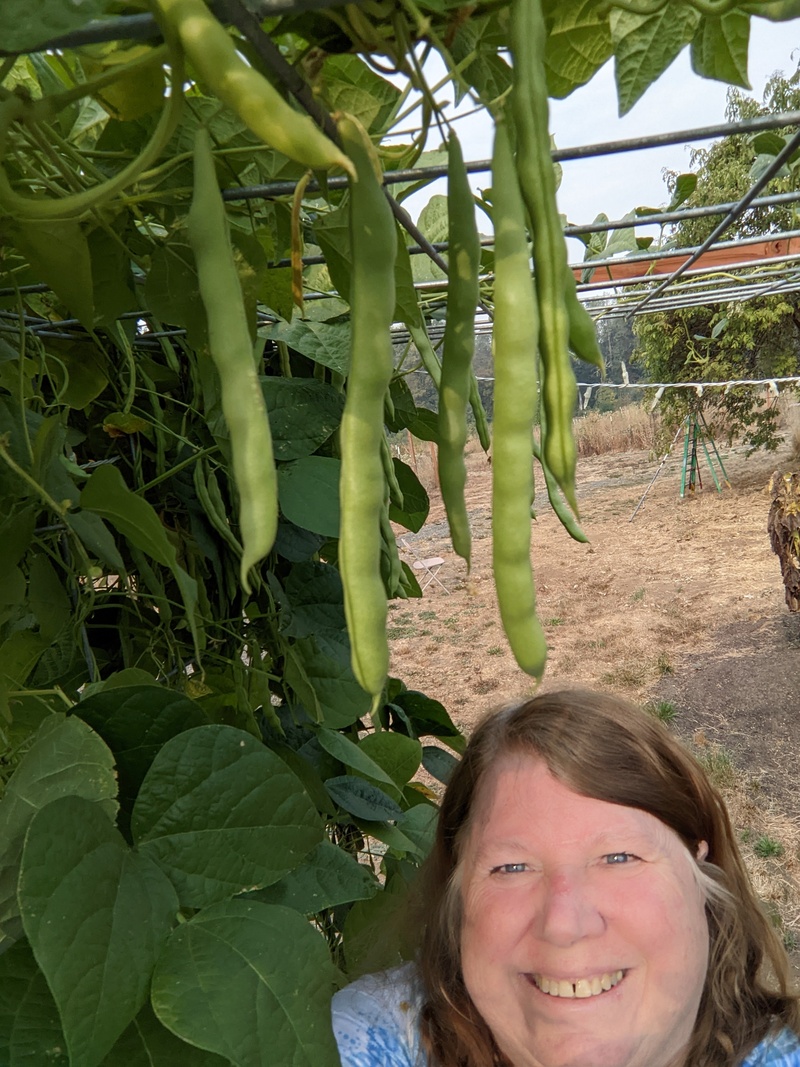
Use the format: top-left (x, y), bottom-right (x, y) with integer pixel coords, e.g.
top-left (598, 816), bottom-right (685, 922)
top-left (604, 852), bottom-right (637, 865)
top-left (491, 862), bottom-right (528, 875)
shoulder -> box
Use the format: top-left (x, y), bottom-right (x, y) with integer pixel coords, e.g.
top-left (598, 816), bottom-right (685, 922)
top-left (332, 962), bottom-right (427, 1067)
top-left (742, 1027), bottom-right (800, 1066)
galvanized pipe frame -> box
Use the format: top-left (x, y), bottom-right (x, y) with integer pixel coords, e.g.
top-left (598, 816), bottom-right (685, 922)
top-left (4, 9), bottom-right (800, 323)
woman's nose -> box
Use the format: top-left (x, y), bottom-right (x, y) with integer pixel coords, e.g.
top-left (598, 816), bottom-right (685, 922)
top-left (536, 869), bottom-right (606, 946)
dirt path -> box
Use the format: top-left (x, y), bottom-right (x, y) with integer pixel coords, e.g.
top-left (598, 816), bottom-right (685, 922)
top-left (391, 431), bottom-right (800, 949)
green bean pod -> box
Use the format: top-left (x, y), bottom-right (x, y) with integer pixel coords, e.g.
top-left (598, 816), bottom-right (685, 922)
top-left (187, 127), bottom-right (277, 593)
top-left (152, 0), bottom-right (354, 178)
top-left (438, 131), bottom-right (481, 566)
top-left (510, 0), bottom-right (578, 514)
top-left (531, 436), bottom-right (588, 544)
top-left (337, 116), bottom-right (397, 702)
top-left (491, 119), bottom-right (547, 679)
top-left (564, 264), bottom-right (604, 373)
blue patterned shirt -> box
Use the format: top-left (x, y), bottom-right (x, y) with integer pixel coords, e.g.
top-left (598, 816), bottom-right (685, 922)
top-left (332, 965), bottom-right (800, 1067)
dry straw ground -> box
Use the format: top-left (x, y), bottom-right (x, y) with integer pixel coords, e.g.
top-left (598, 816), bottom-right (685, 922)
top-left (391, 403), bottom-right (800, 957)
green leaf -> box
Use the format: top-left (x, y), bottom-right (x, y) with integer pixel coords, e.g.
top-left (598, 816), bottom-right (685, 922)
top-left (396, 802), bottom-right (438, 858)
top-left (74, 685), bottom-right (209, 835)
top-left (690, 12), bottom-right (750, 88)
top-left (544, 0), bottom-right (614, 98)
top-left (282, 561), bottom-right (346, 638)
top-left (250, 840), bottom-right (378, 913)
top-left (357, 732), bottom-right (422, 789)
top-left (0, 939), bottom-right (68, 1067)
top-left (88, 227), bottom-right (137, 326)
top-left (131, 725), bottom-right (323, 908)
top-left (343, 875), bottom-right (416, 978)
top-left (317, 728), bottom-right (399, 790)
top-left (0, 0), bottom-right (115, 51)
top-left (448, 13), bottom-right (513, 106)
top-left (65, 510), bottom-right (125, 573)
top-left (394, 227), bottom-right (425, 329)
top-left (388, 458), bottom-right (430, 532)
top-left (262, 319), bottom-right (351, 375)
top-left (28, 553), bottom-right (70, 642)
top-left (286, 631), bottom-right (371, 729)
top-left (277, 456), bottom-right (340, 537)
top-left (7, 220), bottom-right (93, 328)
top-left (421, 743), bottom-right (459, 784)
top-left (611, 4), bottom-right (702, 115)
top-left (391, 690), bottom-right (465, 750)
top-left (104, 1001), bottom-right (229, 1066)
top-left (151, 900), bottom-right (341, 1067)
top-left (412, 196), bottom-right (449, 283)
top-left (19, 797), bottom-right (179, 1067)
top-left (261, 377), bottom-right (343, 461)
top-left (325, 775), bottom-right (404, 821)
top-left (79, 463), bottom-right (200, 654)
top-left (751, 130), bottom-right (787, 156)
top-left (143, 240), bottom-right (207, 350)
top-left (321, 55), bottom-right (400, 135)
top-left (667, 173), bottom-right (698, 211)
top-left (603, 212), bottom-right (639, 257)
top-left (0, 714), bottom-right (118, 951)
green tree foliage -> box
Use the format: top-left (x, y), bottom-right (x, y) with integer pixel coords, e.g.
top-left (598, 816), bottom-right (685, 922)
top-left (634, 68), bottom-right (800, 450)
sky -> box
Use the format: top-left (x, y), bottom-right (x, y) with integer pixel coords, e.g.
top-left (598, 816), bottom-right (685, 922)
top-left (405, 17), bottom-right (800, 262)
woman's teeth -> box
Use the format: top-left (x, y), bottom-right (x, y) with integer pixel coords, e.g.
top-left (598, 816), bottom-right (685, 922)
top-left (533, 970), bottom-right (624, 998)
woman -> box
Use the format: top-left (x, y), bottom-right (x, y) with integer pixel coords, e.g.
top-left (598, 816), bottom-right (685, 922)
top-left (332, 689), bottom-right (800, 1066)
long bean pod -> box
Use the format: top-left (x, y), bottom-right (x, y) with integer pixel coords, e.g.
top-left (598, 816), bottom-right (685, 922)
top-left (564, 264), bottom-right (605, 373)
top-left (337, 116), bottom-right (397, 702)
top-left (438, 130), bottom-right (480, 566)
top-left (152, 0), bottom-right (354, 177)
top-left (187, 127), bottom-right (277, 593)
top-left (491, 119), bottom-right (547, 679)
top-left (510, 0), bottom-right (579, 514)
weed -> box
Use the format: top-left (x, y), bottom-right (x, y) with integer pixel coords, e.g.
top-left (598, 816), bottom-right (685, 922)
top-left (695, 746), bottom-right (736, 789)
top-left (784, 929), bottom-right (798, 952)
top-left (387, 624), bottom-right (417, 639)
top-left (487, 646), bottom-right (504, 656)
top-left (656, 652), bottom-right (674, 675)
top-left (418, 610), bottom-right (437, 621)
top-left (600, 662), bottom-right (647, 689)
top-left (753, 835), bottom-right (784, 859)
top-left (645, 699), bottom-right (677, 724)
top-left (630, 587), bottom-right (645, 603)
top-left (740, 827), bottom-right (753, 845)
top-left (546, 616), bottom-right (564, 627)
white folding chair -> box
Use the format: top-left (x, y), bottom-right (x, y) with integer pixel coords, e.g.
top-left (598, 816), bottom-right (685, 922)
top-left (397, 537), bottom-right (450, 595)
top-left (411, 555), bottom-right (449, 594)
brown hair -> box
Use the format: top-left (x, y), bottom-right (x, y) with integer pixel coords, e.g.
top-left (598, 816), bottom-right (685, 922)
top-left (417, 689), bottom-right (799, 1067)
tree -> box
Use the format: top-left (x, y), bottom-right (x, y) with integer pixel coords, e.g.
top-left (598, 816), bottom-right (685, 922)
top-left (0, 2), bottom-right (797, 1063)
top-left (633, 68), bottom-right (800, 450)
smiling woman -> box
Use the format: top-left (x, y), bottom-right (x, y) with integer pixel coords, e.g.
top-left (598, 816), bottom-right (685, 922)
top-left (332, 689), bottom-right (800, 1067)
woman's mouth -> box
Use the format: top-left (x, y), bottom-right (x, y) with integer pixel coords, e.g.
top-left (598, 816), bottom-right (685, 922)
top-left (530, 970), bottom-right (625, 999)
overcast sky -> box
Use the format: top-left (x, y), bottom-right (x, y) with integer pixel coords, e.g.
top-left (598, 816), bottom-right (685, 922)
top-left (406, 19), bottom-right (800, 261)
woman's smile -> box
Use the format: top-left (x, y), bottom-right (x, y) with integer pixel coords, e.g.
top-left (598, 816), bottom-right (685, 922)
top-left (528, 970), bottom-right (626, 999)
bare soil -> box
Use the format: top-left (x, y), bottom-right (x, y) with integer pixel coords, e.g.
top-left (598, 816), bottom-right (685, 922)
top-left (391, 432), bottom-right (800, 951)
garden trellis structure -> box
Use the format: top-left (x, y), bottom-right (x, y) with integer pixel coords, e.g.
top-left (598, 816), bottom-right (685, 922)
top-left (4, 3), bottom-right (800, 1066)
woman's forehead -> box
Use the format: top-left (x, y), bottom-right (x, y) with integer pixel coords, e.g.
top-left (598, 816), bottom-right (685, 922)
top-left (466, 753), bottom-right (681, 852)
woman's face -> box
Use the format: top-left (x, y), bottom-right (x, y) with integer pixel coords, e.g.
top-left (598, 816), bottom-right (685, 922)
top-left (458, 756), bottom-right (709, 1067)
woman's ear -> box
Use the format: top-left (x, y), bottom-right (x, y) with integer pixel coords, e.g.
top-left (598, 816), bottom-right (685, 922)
top-left (696, 840), bottom-right (709, 862)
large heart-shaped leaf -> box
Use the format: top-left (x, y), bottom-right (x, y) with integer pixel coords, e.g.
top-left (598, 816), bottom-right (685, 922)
top-left (132, 725), bottom-right (322, 907)
top-left (152, 900), bottom-right (341, 1067)
top-left (18, 797), bottom-right (179, 1067)
top-left (0, 715), bottom-right (118, 950)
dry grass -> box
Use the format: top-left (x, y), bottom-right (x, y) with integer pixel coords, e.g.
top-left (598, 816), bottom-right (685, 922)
top-left (574, 404), bottom-right (660, 456)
